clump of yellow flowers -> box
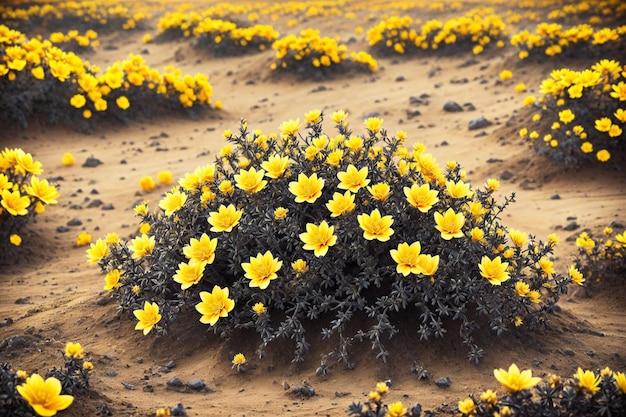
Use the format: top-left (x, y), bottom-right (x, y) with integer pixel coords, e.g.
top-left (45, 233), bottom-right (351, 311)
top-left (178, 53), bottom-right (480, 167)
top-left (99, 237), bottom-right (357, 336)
top-left (456, 364), bottom-right (626, 417)
top-left (519, 58), bottom-right (625, 164)
top-left (0, 147), bottom-right (60, 259)
top-left (571, 226), bottom-right (625, 288)
top-left (89, 111), bottom-right (574, 367)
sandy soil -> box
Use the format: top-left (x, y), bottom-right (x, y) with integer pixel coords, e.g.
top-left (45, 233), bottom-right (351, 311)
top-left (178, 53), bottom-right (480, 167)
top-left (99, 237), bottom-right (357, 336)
top-left (1, 6), bottom-right (625, 417)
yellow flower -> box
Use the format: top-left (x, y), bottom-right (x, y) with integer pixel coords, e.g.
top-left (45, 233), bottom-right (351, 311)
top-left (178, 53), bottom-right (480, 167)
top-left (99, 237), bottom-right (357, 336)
top-left (1, 189), bottom-right (30, 215)
top-left (219, 180), bottom-right (234, 195)
top-left (358, 209), bottom-right (394, 242)
top-left (326, 190), bottom-right (355, 217)
top-left (274, 207), bottom-right (288, 220)
top-left (183, 233), bottom-right (217, 264)
top-left (159, 190), bottom-right (187, 216)
top-left (128, 234), bottom-right (156, 259)
top-left (494, 364), bottom-right (541, 392)
top-left (445, 179), bottom-right (471, 199)
top-left (304, 109), bottom-right (322, 125)
top-left (17, 374), bottom-right (74, 417)
top-left (64, 342), bottom-right (84, 360)
top-left (499, 69), bottom-right (513, 80)
top-left (196, 285), bottom-right (235, 326)
top-left (133, 301), bottom-right (161, 335)
top-left (261, 154), bottom-right (290, 178)
top-left (83, 361), bottom-right (93, 371)
top-left (458, 398), bottom-right (476, 415)
top-left (104, 269), bottom-right (121, 290)
top-left (86, 238), bottom-right (109, 265)
top-left (337, 165), bottom-right (370, 192)
top-left (9, 233), bottom-right (22, 246)
top-left (61, 153), bottom-right (75, 166)
top-left (558, 109), bottom-right (575, 124)
top-left (23, 177), bottom-right (59, 205)
top-left (417, 254), bottom-right (439, 276)
top-left (208, 204), bottom-right (243, 232)
top-left (615, 372), bottom-right (626, 394)
top-left (75, 231), bottom-right (92, 247)
top-left (385, 401), bottom-right (408, 417)
top-left (479, 256), bottom-right (510, 285)
top-left (70, 94), bottom-right (86, 108)
top-left (595, 117), bottom-right (612, 132)
top-left (471, 227), bottom-right (484, 242)
top-left (523, 95), bottom-right (536, 107)
top-left (173, 259), bottom-right (206, 290)
top-left (116, 96), bottom-right (130, 110)
top-left (253, 302), bottom-right (266, 315)
top-left (364, 116), bottom-right (383, 134)
top-left (484, 178), bottom-right (500, 192)
top-left (279, 118), bottom-right (301, 137)
top-left (367, 182), bottom-right (392, 202)
top-left (568, 265), bottom-right (585, 286)
top-left (157, 170), bottom-right (173, 185)
top-left (515, 281), bottom-right (530, 297)
top-left (574, 368), bottom-right (601, 394)
top-left (331, 110), bottom-right (348, 125)
top-left (480, 389), bottom-right (497, 405)
top-left (608, 124), bottom-right (622, 137)
top-left (515, 83), bottom-right (526, 93)
top-left (300, 221), bottom-right (337, 257)
top-left (375, 381), bottom-right (388, 394)
top-left (368, 390), bottom-right (381, 402)
top-left (596, 149), bottom-right (611, 162)
top-left (234, 167), bottom-right (267, 193)
top-left (538, 256), bottom-right (555, 276)
top-left (390, 242), bottom-right (421, 276)
top-left (139, 176), bottom-right (156, 192)
top-left (242, 251), bottom-right (283, 290)
top-left (580, 142), bottom-right (593, 153)
top-left (404, 183), bottom-right (439, 213)
top-left (232, 353), bottom-right (246, 366)
top-left (139, 222), bottom-right (151, 234)
top-left (289, 172), bottom-right (324, 203)
top-left (509, 228), bottom-right (528, 247)
top-left (434, 208), bottom-right (465, 240)
top-left (291, 259), bottom-right (309, 274)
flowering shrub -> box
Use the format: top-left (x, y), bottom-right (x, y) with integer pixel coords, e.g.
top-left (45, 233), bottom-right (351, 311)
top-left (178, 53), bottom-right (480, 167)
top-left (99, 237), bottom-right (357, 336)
top-left (366, 12), bottom-right (507, 56)
top-left (0, 342), bottom-right (91, 417)
top-left (48, 29), bottom-right (99, 53)
top-left (518, 58), bottom-right (625, 164)
top-left (456, 364), bottom-right (626, 417)
top-left (511, 23), bottom-right (626, 60)
top-left (0, 0), bottom-right (153, 34)
top-left (271, 29), bottom-right (377, 77)
top-left (193, 19), bottom-right (279, 56)
top-left (347, 381), bottom-right (420, 417)
top-left (0, 25), bottom-right (219, 129)
top-left (572, 226), bottom-right (625, 287)
top-left (89, 111), bottom-right (576, 368)
top-left (0, 147), bottom-right (60, 260)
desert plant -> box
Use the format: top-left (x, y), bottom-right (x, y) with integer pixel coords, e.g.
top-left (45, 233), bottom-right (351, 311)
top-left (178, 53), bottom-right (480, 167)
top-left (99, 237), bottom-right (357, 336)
top-left (89, 111), bottom-right (575, 369)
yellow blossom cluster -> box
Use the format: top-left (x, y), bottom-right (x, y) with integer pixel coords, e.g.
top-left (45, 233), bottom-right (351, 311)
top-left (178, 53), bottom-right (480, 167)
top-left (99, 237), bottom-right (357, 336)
top-left (573, 227), bottom-right (625, 286)
top-left (519, 58), bottom-right (625, 164)
top-left (193, 18), bottom-right (279, 54)
top-left (366, 11), bottom-right (507, 56)
top-left (511, 22), bottom-right (626, 60)
top-left (48, 29), bottom-right (99, 52)
top-left (0, 147), bottom-right (60, 251)
top-left (0, 0), bottom-right (154, 32)
top-left (0, 25), bottom-right (219, 128)
top-left (271, 28), bottom-right (377, 74)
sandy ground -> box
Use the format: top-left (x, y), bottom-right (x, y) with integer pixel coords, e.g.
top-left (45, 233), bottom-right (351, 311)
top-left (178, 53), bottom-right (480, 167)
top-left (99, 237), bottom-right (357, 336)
top-left (1, 7), bottom-right (626, 417)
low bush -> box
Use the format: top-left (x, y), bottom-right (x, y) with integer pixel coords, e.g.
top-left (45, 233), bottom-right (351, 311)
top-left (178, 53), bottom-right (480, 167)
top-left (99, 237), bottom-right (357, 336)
top-left (0, 342), bottom-right (92, 417)
top-left (89, 111), bottom-right (576, 368)
top-left (0, 147), bottom-right (60, 260)
top-left (518, 58), bottom-right (625, 165)
top-left (573, 226), bottom-right (625, 287)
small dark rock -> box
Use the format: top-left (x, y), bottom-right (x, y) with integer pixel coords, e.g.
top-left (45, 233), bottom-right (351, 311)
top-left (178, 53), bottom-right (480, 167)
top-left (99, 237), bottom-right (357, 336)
top-left (8, 335), bottom-right (27, 348)
top-left (164, 360), bottom-right (177, 369)
top-left (87, 199), bottom-right (103, 208)
top-left (435, 377), bottom-right (451, 388)
top-left (468, 116), bottom-right (492, 130)
top-left (167, 377), bottom-right (184, 387)
top-left (562, 348), bottom-right (575, 356)
top-left (395, 76), bottom-right (406, 82)
top-left (15, 297), bottom-right (30, 304)
top-left (96, 297), bottom-right (108, 306)
top-left (67, 217), bottom-right (83, 226)
top-left (550, 194), bottom-right (561, 200)
top-left (83, 157), bottom-right (103, 168)
top-left (56, 225), bottom-right (70, 233)
top-left (463, 102), bottom-right (476, 111)
top-left (443, 101), bottom-right (463, 112)
top-left (121, 381), bottom-right (135, 390)
top-left (486, 158), bottom-right (503, 163)
top-left (0, 318), bottom-right (13, 328)
top-left (563, 222), bottom-right (579, 231)
top-left (187, 378), bottom-right (205, 390)
top-left (160, 132), bottom-right (170, 138)
top-left (143, 384), bottom-right (154, 392)
top-left (102, 204), bottom-right (115, 210)
top-left (90, 189), bottom-right (99, 195)
top-left (69, 204), bottom-right (82, 210)
top-left (500, 171), bottom-right (514, 181)
top-left (406, 109), bottom-right (421, 119)
top-left (171, 403), bottom-right (187, 416)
